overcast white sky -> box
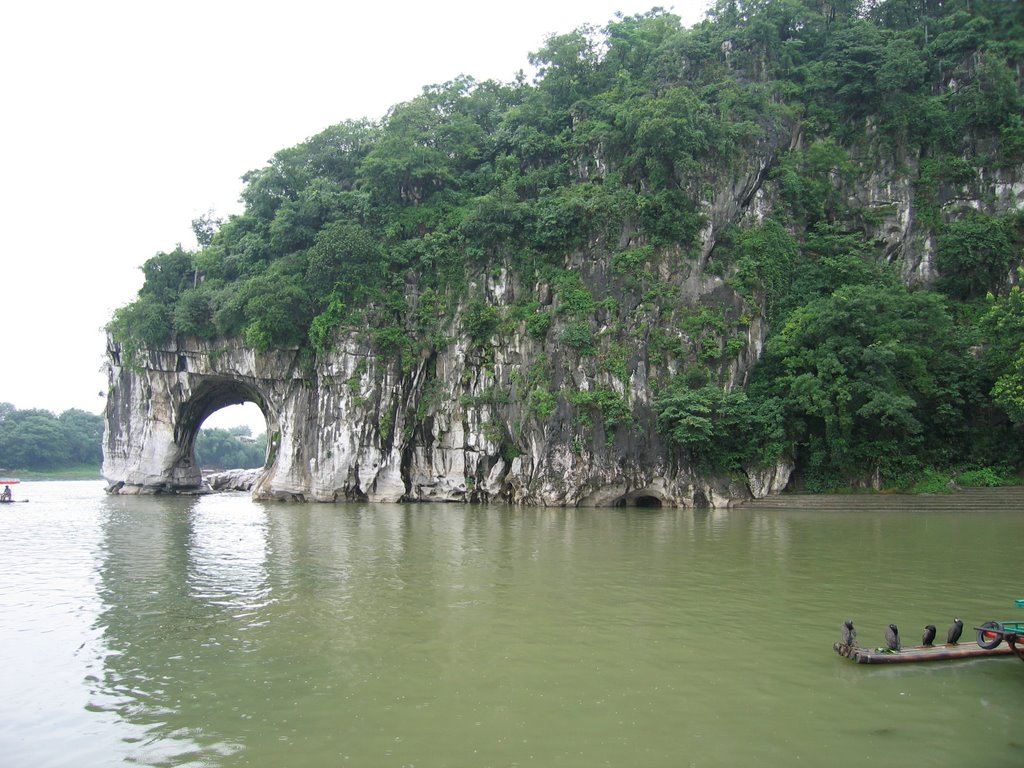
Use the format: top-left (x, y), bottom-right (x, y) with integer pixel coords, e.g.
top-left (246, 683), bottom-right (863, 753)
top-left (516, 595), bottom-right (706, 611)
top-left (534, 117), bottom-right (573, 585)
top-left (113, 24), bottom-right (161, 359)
top-left (0, 0), bottom-right (709, 434)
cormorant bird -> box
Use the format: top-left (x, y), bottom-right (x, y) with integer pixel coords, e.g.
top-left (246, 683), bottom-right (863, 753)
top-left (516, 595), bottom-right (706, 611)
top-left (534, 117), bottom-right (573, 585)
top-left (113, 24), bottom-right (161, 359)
top-left (947, 618), bottom-right (964, 645)
top-left (922, 624), bottom-right (937, 647)
top-left (841, 619), bottom-right (856, 647)
top-left (885, 623), bottom-right (901, 651)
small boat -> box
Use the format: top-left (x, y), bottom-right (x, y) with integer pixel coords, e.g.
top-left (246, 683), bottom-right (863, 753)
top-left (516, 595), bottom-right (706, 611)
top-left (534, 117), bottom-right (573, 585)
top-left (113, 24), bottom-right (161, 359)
top-left (834, 639), bottom-right (1015, 664)
top-left (0, 479), bottom-right (25, 503)
top-left (974, 601), bottom-right (1024, 662)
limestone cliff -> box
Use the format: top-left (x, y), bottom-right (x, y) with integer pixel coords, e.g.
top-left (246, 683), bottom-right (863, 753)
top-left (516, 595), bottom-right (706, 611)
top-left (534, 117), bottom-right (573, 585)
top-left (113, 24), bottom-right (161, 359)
top-left (102, 134), bottom-right (1022, 505)
top-left (102, 269), bottom-right (787, 507)
top-left (102, 0), bottom-right (1024, 505)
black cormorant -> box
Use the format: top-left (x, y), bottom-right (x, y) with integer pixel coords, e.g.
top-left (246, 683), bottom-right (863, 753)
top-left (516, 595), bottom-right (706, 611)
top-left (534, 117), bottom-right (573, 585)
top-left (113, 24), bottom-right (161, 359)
top-left (841, 619), bottom-right (856, 647)
top-left (885, 623), bottom-right (901, 651)
top-left (947, 618), bottom-right (964, 644)
top-left (922, 624), bottom-right (937, 646)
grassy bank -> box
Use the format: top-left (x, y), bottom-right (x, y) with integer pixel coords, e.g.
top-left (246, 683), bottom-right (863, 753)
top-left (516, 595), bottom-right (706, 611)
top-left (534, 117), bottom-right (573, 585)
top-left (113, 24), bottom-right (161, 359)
top-left (3, 466), bottom-right (103, 481)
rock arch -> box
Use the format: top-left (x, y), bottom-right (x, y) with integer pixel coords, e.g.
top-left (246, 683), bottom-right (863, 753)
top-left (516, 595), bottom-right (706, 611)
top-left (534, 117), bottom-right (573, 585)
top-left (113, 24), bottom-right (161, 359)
top-left (175, 378), bottom-right (271, 456)
top-left (102, 333), bottom-right (773, 505)
top-left (174, 378), bottom-right (273, 475)
top-left (102, 337), bottom-right (288, 495)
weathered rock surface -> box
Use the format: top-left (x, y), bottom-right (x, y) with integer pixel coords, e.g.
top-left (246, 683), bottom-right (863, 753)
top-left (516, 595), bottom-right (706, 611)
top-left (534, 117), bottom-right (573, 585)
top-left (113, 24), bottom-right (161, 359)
top-left (101, 252), bottom-right (779, 507)
top-left (206, 468), bottom-right (262, 492)
top-left (102, 315), bottom-right (767, 506)
top-left (102, 140), bottom-right (1021, 506)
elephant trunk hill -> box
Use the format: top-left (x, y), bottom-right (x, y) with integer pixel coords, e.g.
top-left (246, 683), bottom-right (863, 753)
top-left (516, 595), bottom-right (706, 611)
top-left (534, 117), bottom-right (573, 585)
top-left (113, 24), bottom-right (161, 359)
top-left (102, 4), bottom-right (1024, 503)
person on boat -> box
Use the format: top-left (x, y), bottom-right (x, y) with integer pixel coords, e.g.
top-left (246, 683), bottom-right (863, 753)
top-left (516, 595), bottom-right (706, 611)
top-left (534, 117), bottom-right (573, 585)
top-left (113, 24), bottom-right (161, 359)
top-left (1, 486), bottom-right (10, 501)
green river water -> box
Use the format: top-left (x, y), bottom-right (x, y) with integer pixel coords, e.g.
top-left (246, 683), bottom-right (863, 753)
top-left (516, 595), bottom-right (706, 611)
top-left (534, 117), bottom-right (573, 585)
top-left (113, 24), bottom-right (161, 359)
top-left (0, 480), bottom-right (1021, 767)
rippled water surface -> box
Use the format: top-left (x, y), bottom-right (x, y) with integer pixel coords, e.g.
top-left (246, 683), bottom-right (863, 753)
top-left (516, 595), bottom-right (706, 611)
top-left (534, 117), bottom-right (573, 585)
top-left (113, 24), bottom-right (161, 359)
top-left (1, 481), bottom-right (1022, 767)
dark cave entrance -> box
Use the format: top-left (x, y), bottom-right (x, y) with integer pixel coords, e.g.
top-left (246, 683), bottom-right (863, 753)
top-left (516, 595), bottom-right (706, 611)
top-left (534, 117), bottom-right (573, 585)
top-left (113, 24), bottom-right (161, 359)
top-left (632, 495), bottom-right (663, 508)
top-left (611, 493), bottom-right (665, 508)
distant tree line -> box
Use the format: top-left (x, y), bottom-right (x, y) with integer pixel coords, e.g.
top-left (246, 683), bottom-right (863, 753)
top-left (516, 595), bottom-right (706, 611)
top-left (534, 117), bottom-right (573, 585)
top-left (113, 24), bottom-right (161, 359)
top-left (0, 403), bottom-right (266, 472)
top-left (195, 426), bottom-right (267, 470)
top-left (0, 403), bottom-right (103, 470)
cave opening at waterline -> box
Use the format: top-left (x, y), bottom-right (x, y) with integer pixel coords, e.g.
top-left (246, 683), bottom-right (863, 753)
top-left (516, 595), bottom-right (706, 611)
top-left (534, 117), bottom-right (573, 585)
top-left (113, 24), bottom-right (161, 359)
top-left (632, 495), bottom-right (663, 508)
top-left (611, 494), bottom-right (665, 509)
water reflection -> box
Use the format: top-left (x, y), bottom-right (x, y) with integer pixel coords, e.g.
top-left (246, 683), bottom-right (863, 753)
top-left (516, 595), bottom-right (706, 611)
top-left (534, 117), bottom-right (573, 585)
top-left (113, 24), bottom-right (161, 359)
top-left (91, 494), bottom-right (248, 764)
top-left (187, 501), bottom-right (271, 622)
top-left (75, 491), bottom-right (1024, 767)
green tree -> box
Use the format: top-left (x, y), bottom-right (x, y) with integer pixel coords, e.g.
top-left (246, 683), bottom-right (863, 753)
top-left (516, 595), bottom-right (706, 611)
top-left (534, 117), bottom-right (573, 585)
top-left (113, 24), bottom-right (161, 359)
top-left (139, 247), bottom-right (196, 303)
top-left (195, 426), bottom-right (267, 470)
top-left (981, 279), bottom-right (1024, 424)
top-left (0, 406), bottom-right (103, 470)
top-left (109, 294), bottom-right (174, 351)
top-left (732, 218), bottom-right (800, 320)
top-left (463, 299), bottom-right (501, 345)
top-left (58, 409), bottom-right (104, 465)
top-left (305, 222), bottom-right (382, 304)
top-left (529, 27), bottom-right (603, 110)
top-left (0, 412), bottom-right (70, 469)
top-left (654, 383), bottom-right (785, 471)
top-left (192, 210), bottom-right (224, 249)
top-left (241, 280), bottom-right (313, 352)
top-left (360, 79), bottom-right (488, 207)
top-left (759, 283), bottom-right (972, 487)
top-left (173, 286), bottom-right (218, 339)
top-left (935, 214), bottom-right (1016, 299)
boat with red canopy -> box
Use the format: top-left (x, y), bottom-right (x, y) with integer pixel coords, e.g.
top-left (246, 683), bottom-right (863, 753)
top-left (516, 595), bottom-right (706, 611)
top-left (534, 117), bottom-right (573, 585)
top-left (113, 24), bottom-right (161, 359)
top-left (0, 479), bottom-right (25, 503)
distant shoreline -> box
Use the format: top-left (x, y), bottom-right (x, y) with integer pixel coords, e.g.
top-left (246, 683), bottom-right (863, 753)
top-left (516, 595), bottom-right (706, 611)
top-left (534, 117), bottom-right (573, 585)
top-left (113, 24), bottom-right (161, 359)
top-left (4, 466), bottom-right (102, 481)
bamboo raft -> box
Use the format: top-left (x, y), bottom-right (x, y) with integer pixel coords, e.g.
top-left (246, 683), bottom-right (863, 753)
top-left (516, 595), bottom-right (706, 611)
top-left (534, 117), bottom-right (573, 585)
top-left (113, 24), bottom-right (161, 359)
top-left (834, 640), bottom-right (1016, 664)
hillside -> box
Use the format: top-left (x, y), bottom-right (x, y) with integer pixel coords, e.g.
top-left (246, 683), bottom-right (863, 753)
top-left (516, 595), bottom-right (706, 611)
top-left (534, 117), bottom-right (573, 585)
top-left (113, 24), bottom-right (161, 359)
top-left (108, 1), bottom-right (1024, 498)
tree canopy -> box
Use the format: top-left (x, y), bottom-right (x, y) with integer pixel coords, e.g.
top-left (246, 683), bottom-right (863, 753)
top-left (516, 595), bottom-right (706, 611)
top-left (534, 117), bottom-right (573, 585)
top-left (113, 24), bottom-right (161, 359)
top-left (0, 404), bottom-right (104, 471)
top-left (0, 404), bottom-right (267, 474)
top-left (194, 427), bottom-right (267, 470)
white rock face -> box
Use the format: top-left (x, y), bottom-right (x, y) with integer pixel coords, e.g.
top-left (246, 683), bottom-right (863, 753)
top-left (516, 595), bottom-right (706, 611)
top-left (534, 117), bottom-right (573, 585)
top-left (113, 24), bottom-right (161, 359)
top-left (101, 317), bottom-right (780, 507)
top-left (206, 468), bottom-right (262, 491)
top-left (744, 460), bottom-right (794, 499)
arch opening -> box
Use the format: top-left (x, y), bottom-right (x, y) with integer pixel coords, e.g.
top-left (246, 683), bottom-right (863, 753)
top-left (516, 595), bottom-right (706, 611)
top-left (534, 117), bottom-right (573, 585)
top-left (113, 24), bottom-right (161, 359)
top-left (175, 379), bottom-right (275, 477)
top-left (201, 402), bottom-right (267, 437)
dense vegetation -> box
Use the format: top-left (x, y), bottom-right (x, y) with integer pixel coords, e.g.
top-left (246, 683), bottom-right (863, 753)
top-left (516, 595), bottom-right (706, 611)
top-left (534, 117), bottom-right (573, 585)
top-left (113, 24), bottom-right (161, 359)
top-left (110, 0), bottom-right (1024, 492)
top-left (0, 403), bottom-right (104, 472)
top-left (0, 404), bottom-right (265, 473)
top-left (194, 427), bottom-right (267, 470)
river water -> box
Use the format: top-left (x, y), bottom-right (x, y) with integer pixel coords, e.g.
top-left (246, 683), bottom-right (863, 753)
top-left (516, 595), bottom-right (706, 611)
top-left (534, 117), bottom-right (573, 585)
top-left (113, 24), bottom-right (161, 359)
top-left (1, 481), bottom-right (1021, 767)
